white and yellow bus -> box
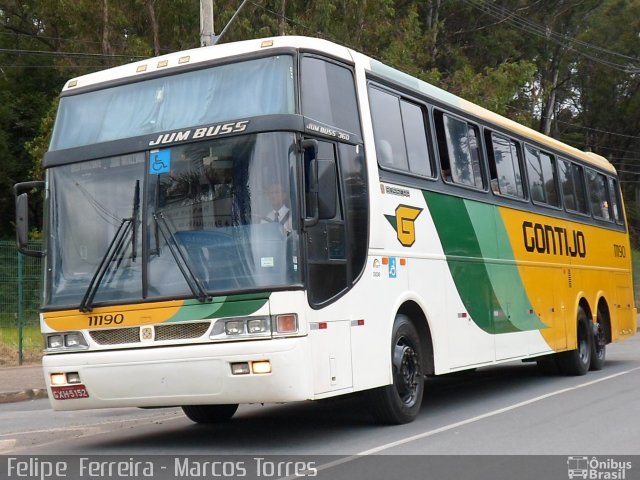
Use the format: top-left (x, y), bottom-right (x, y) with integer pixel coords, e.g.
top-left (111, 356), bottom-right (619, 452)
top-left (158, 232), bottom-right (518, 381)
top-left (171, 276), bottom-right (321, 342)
top-left (15, 36), bottom-right (636, 424)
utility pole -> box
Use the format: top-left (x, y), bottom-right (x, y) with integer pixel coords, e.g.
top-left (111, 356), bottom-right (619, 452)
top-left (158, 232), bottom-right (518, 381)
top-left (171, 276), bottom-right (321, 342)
top-left (200, 0), bottom-right (216, 47)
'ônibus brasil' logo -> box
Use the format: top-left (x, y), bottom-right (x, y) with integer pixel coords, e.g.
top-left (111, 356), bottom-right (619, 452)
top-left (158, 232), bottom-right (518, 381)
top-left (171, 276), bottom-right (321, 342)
top-left (385, 205), bottom-right (423, 247)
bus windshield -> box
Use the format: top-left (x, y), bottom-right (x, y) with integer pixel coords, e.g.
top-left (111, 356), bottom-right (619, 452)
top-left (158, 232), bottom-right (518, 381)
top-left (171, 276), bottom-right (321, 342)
top-left (46, 132), bottom-right (301, 308)
top-left (50, 55), bottom-right (295, 151)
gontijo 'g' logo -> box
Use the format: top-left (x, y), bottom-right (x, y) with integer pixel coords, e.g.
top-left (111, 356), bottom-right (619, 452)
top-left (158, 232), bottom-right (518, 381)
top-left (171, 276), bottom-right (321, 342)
top-left (385, 205), bottom-right (423, 247)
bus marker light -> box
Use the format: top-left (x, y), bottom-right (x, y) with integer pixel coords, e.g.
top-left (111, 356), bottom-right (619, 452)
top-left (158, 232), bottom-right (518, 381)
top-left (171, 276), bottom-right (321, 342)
top-left (319, 322), bottom-right (327, 330)
top-left (50, 373), bottom-right (66, 386)
top-left (357, 319), bottom-right (365, 326)
top-left (261, 40), bottom-right (274, 48)
top-left (178, 56), bottom-right (190, 64)
top-left (276, 314), bottom-right (297, 333)
top-left (400, 258), bottom-right (406, 266)
top-left (382, 257), bottom-right (389, 265)
top-left (251, 361), bottom-right (272, 374)
top-left (136, 65), bottom-right (147, 73)
top-left (66, 372), bottom-right (81, 384)
top-left (231, 363), bottom-right (250, 375)
top-left (157, 60), bottom-right (169, 68)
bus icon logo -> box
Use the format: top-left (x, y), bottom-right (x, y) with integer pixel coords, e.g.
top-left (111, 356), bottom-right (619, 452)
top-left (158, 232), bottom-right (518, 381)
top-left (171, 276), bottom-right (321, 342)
top-left (567, 456), bottom-right (589, 479)
top-left (384, 205), bottom-right (423, 247)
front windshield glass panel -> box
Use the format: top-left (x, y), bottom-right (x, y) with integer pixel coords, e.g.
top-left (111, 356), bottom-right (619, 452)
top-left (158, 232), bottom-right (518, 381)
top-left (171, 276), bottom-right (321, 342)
top-left (47, 154), bottom-right (145, 306)
top-left (45, 133), bottom-right (301, 307)
top-left (147, 132), bottom-right (301, 297)
top-left (50, 55), bottom-right (295, 151)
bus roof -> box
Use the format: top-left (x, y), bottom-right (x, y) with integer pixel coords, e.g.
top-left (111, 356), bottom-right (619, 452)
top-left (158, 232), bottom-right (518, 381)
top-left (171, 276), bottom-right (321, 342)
top-left (62, 35), bottom-right (614, 174)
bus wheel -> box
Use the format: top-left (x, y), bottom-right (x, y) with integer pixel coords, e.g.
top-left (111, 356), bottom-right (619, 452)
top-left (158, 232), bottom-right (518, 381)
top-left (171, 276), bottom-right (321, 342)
top-left (557, 306), bottom-right (591, 376)
top-left (368, 314), bottom-right (424, 424)
top-left (181, 404), bottom-right (239, 424)
top-left (590, 309), bottom-right (607, 371)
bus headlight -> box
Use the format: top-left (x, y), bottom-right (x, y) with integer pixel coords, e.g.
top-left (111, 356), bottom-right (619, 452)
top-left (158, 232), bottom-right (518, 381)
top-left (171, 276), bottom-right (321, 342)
top-left (247, 318), bottom-right (270, 334)
top-left (45, 332), bottom-right (89, 352)
top-left (211, 315), bottom-right (293, 341)
top-left (47, 335), bottom-right (64, 349)
top-left (225, 320), bottom-right (245, 336)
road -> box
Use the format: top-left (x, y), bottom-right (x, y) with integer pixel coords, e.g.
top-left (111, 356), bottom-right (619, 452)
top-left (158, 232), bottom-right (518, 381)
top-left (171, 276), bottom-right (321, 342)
top-left (1, 336), bottom-right (639, 478)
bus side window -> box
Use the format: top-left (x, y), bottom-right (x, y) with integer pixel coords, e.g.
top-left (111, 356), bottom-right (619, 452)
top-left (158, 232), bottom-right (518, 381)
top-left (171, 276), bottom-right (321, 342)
top-left (301, 56), bottom-right (361, 137)
top-left (434, 111), bottom-right (484, 189)
top-left (486, 131), bottom-right (525, 199)
top-left (608, 177), bottom-right (624, 225)
top-left (586, 168), bottom-right (611, 220)
top-left (558, 159), bottom-right (576, 212)
top-left (524, 144), bottom-right (560, 209)
top-left (572, 163), bottom-right (589, 214)
top-left (368, 86), bottom-right (408, 170)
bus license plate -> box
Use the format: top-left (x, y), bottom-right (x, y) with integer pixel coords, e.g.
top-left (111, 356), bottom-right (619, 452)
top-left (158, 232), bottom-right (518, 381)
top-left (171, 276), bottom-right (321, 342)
top-left (51, 385), bottom-right (90, 400)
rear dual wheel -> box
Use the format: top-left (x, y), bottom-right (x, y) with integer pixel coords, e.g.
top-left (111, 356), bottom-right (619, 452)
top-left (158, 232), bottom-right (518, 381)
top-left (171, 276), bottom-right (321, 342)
top-left (556, 306), bottom-right (592, 376)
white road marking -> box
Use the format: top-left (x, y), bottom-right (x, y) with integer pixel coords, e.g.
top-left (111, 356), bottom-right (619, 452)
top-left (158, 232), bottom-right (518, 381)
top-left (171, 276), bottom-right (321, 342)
top-left (289, 366), bottom-right (640, 479)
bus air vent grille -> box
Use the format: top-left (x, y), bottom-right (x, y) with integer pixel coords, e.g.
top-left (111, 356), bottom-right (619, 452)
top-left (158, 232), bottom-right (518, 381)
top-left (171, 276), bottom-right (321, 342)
top-left (89, 322), bottom-right (212, 345)
top-left (90, 328), bottom-right (140, 345)
top-left (155, 322), bottom-right (211, 341)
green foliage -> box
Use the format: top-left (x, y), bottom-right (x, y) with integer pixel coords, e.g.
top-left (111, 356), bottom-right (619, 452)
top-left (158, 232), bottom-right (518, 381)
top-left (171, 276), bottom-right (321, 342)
top-left (1, 0), bottom-right (640, 244)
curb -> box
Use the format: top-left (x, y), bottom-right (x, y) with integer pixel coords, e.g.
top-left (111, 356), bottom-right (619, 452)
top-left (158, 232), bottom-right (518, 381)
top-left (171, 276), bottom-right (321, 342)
top-left (0, 389), bottom-right (48, 404)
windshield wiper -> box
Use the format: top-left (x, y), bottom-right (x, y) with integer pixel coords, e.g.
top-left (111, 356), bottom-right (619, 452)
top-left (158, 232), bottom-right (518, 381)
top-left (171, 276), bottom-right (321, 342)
top-left (79, 218), bottom-right (133, 313)
top-left (79, 181), bottom-right (140, 313)
top-left (153, 211), bottom-right (210, 303)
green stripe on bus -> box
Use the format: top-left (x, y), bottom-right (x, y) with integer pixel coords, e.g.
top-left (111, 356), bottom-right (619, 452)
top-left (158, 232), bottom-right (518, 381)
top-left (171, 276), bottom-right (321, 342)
top-left (424, 191), bottom-right (546, 334)
top-left (166, 293), bottom-right (270, 323)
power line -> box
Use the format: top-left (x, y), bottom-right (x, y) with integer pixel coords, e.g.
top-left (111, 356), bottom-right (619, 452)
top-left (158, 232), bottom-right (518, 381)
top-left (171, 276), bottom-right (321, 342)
top-left (462, 0), bottom-right (640, 73)
top-left (0, 47), bottom-right (146, 60)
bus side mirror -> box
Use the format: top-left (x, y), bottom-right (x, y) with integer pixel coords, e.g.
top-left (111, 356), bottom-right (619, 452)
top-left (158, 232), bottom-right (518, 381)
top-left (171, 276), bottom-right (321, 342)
top-left (14, 181), bottom-right (45, 258)
top-left (317, 159), bottom-right (337, 219)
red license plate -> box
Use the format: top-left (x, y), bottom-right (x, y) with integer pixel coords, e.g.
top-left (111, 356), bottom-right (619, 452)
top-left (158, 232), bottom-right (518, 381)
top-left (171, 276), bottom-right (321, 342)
top-left (51, 384), bottom-right (90, 400)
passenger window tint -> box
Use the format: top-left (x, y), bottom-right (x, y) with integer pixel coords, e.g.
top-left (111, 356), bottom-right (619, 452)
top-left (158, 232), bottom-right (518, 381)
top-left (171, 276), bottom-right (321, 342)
top-left (369, 85), bottom-right (432, 177)
top-left (586, 169), bottom-right (611, 220)
top-left (525, 146), bottom-right (559, 207)
top-left (488, 133), bottom-right (524, 198)
top-left (369, 87), bottom-right (408, 170)
top-left (559, 159), bottom-right (588, 214)
top-left (435, 111), bottom-right (483, 189)
top-left (400, 100), bottom-right (432, 177)
top-left (608, 177), bottom-right (624, 225)
top-left (301, 57), bottom-right (361, 136)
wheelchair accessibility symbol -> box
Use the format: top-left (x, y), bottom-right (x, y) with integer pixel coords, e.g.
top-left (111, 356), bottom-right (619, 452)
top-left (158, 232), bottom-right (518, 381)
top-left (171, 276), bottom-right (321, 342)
top-left (150, 149), bottom-right (171, 174)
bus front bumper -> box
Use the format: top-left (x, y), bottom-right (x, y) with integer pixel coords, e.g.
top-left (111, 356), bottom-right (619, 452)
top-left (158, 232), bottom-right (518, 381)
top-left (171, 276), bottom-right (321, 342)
top-left (42, 337), bottom-right (312, 411)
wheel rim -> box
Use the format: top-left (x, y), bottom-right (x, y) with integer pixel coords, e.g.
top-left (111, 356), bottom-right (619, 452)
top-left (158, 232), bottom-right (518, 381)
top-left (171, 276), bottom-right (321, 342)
top-left (392, 337), bottom-right (421, 406)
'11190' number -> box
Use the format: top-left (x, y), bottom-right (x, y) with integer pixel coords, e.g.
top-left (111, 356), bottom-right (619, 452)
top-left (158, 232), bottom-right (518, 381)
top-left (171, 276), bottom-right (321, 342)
top-left (88, 314), bottom-right (124, 327)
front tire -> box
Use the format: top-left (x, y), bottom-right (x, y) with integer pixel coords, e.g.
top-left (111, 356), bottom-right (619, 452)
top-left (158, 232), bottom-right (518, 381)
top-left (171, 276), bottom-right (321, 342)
top-left (181, 404), bottom-right (239, 424)
top-left (557, 306), bottom-right (592, 376)
top-left (367, 314), bottom-right (424, 424)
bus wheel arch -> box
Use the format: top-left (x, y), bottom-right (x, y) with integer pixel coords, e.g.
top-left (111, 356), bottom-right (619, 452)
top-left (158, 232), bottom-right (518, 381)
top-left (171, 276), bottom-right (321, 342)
top-left (367, 306), bottom-right (429, 424)
top-left (397, 301), bottom-right (435, 376)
